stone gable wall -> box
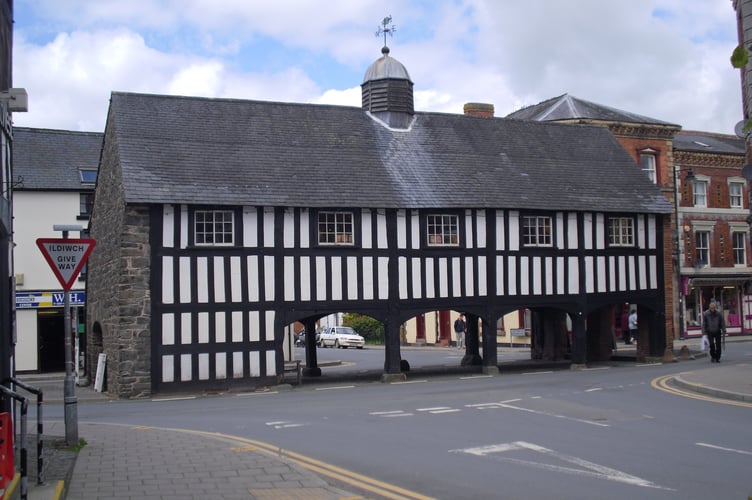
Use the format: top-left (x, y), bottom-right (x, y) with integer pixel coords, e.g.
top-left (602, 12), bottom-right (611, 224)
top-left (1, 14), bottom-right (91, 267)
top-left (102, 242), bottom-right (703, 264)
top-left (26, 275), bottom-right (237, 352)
top-left (86, 115), bottom-right (152, 399)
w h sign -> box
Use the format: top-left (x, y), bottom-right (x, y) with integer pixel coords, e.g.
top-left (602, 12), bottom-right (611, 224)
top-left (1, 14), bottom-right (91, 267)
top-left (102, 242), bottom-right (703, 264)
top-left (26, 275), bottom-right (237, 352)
top-left (36, 238), bottom-right (96, 291)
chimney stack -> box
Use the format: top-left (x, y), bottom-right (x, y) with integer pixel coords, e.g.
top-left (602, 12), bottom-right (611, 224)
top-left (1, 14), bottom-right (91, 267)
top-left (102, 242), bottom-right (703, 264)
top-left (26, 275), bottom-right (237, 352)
top-left (463, 102), bottom-right (494, 118)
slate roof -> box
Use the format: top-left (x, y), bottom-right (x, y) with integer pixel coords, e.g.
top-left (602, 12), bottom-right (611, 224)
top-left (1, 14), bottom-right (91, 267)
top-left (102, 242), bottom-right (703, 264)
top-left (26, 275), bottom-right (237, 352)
top-left (13, 127), bottom-right (103, 191)
top-left (506, 94), bottom-right (680, 128)
top-left (673, 130), bottom-right (745, 155)
top-left (107, 92), bottom-right (673, 214)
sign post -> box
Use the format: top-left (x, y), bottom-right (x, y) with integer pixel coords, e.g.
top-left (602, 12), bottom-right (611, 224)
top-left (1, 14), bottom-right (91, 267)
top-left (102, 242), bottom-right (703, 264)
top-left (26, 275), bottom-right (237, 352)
top-left (36, 231), bottom-right (95, 446)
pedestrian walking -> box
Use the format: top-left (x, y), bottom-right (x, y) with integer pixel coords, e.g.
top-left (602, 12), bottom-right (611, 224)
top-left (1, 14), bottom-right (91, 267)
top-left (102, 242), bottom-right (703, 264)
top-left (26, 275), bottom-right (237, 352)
top-left (454, 314), bottom-right (466, 349)
top-left (627, 307), bottom-right (638, 345)
top-left (702, 300), bottom-right (726, 363)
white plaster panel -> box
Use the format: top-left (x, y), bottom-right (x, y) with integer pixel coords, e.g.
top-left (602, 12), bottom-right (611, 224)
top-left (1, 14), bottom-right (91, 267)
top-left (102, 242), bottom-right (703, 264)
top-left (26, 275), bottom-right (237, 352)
top-left (545, 257), bottom-right (553, 295)
top-left (629, 256), bottom-right (637, 290)
top-left (478, 256), bottom-right (487, 296)
top-left (179, 257), bottom-right (191, 303)
top-left (196, 257), bottom-right (208, 303)
top-left (243, 207), bottom-right (258, 247)
top-left (347, 256), bottom-right (358, 300)
top-left (618, 255), bottom-right (627, 291)
top-left (412, 257), bottom-right (422, 299)
top-left (180, 354), bottom-right (191, 381)
top-left (181, 312), bottom-right (191, 344)
top-left (397, 210), bottom-right (407, 249)
top-left (264, 255), bottom-right (275, 301)
top-left (316, 256), bottom-right (327, 301)
top-left (399, 257), bottom-right (408, 299)
top-left (299, 209), bottom-right (310, 248)
top-left (263, 208), bottom-right (274, 248)
top-left (584, 213), bottom-right (593, 250)
top-left (232, 311), bottom-right (243, 342)
top-left (249, 311), bottom-right (260, 341)
top-left (465, 210), bottom-right (474, 249)
top-left (508, 212), bottom-right (519, 251)
top-left (568, 213), bottom-right (578, 249)
top-left (452, 257), bottom-right (462, 297)
top-left (283, 209), bottom-right (295, 248)
top-left (247, 256), bottom-right (259, 302)
top-left (378, 257), bottom-right (389, 299)
top-left (377, 210), bottom-right (387, 249)
top-left (331, 256), bottom-right (342, 301)
top-left (215, 311), bottom-right (226, 343)
top-left (162, 256), bottom-right (174, 304)
top-left (362, 257), bottom-right (374, 300)
top-left (557, 257), bottom-right (565, 295)
top-left (215, 353), bottom-right (227, 379)
top-left (250, 351), bottom-right (260, 377)
top-left (639, 255), bottom-right (647, 289)
top-left (162, 313), bottom-right (175, 345)
top-left (198, 353), bottom-right (209, 380)
top-left (284, 256), bottom-right (295, 301)
top-left (439, 258), bottom-right (448, 298)
top-left (496, 256), bottom-right (504, 296)
top-left (425, 258), bottom-right (435, 299)
top-left (163, 205), bottom-right (174, 248)
top-left (464, 257), bottom-right (474, 297)
top-left (568, 257), bottom-right (579, 294)
top-left (265, 310), bottom-right (275, 342)
top-left (198, 312), bottom-right (209, 343)
top-left (266, 351), bottom-right (276, 376)
top-left (162, 355), bottom-right (174, 383)
top-left (597, 256), bottom-right (606, 293)
top-left (411, 211), bottom-right (420, 249)
top-left (230, 256), bottom-right (242, 302)
top-left (232, 351), bottom-right (244, 378)
top-left (585, 256), bottom-right (594, 293)
top-left (556, 213), bottom-right (565, 249)
top-left (508, 256), bottom-right (517, 295)
top-left (520, 256), bottom-right (529, 295)
top-left (609, 256), bottom-right (616, 292)
top-left (301, 256), bottom-right (311, 301)
top-left (214, 256), bottom-right (225, 303)
top-left (362, 210), bottom-right (372, 249)
top-left (180, 205), bottom-right (188, 249)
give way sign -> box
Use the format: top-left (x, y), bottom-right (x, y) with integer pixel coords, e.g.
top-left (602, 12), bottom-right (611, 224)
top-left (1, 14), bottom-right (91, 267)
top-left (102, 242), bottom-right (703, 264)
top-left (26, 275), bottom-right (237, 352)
top-left (36, 238), bottom-right (96, 291)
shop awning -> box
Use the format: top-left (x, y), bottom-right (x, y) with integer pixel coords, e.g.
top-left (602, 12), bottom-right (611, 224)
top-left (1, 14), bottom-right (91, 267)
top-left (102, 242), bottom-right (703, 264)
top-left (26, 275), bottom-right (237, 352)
top-left (689, 276), bottom-right (752, 287)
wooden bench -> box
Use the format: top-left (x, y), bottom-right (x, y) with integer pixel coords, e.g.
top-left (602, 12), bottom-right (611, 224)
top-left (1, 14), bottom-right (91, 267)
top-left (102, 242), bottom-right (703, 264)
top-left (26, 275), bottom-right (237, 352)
top-left (283, 360), bottom-right (302, 385)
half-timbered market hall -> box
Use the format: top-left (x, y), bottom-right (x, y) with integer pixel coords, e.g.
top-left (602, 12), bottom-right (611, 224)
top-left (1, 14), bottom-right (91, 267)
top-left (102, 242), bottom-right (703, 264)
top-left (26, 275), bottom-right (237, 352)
top-left (86, 44), bottom-right (673, 397)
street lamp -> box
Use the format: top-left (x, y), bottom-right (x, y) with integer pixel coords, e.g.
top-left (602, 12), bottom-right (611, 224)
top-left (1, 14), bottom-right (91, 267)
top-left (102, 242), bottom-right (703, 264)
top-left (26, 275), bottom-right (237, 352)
top-left (673, 166), bottom-right (695, 340)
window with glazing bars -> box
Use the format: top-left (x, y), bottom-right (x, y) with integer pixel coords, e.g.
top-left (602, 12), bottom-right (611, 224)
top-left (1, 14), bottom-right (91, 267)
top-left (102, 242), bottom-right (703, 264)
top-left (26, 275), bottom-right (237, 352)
top-left (318, 211), bottom-right (354, 245)
top-left (608, 217), bottom-right (634, 246)
top-left (195, 209), bottom-right (234, 245)
top-left (522, 215), bottom-right (552, 247)
top-left (426, 214), bottom-right (459, 246)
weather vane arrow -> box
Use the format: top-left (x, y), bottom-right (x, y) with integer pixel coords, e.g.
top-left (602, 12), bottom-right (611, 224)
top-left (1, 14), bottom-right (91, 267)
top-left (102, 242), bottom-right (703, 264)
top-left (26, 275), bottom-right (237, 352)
top-left (375, 15), bottom-right (396, 48)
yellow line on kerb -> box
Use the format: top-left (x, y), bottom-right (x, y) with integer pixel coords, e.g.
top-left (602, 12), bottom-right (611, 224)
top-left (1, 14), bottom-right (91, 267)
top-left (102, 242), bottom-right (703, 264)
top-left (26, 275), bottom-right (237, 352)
top-left (651, 374), bottom-right (752, 408)
top-left (176, 428), bottom-right (435, 500)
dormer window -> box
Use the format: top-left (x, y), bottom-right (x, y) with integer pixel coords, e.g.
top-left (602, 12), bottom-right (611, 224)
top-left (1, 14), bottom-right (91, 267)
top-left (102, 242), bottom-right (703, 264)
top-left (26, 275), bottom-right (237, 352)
top-left (79, 169), bottom-right (97, 185)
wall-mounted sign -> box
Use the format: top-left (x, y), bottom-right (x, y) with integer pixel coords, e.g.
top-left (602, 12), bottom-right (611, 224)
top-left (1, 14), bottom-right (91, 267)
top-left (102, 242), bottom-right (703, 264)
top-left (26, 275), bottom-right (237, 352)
top-left (16, 291), bottom-right (86, 309)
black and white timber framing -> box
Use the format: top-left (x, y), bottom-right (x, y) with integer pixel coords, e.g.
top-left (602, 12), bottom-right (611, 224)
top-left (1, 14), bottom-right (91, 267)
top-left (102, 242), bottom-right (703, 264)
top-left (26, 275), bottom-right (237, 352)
top-left (86, 48), bottom-right (674, 397)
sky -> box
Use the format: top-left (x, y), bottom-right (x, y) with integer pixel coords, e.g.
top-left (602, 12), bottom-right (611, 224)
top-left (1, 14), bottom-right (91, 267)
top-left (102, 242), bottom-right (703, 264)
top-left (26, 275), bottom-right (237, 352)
top-left (9, 0), bottom-right (745, 135)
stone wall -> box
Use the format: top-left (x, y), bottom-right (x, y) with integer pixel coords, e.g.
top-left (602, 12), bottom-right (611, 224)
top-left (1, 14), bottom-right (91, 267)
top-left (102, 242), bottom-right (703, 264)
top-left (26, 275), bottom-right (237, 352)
top-left (86, 114), bottom-right (152, 399)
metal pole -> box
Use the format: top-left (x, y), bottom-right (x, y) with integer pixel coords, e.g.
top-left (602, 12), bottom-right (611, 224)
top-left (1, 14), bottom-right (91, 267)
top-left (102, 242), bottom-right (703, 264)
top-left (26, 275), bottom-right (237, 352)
top-left (673, 166), bottom-right (686, 340)
top-left (60, 229), bottom-right (78, 446)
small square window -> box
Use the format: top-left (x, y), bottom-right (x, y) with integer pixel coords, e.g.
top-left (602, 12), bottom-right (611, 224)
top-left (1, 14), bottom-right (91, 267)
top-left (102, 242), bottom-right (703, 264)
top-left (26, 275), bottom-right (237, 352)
top-left (426, 214), bottom-right (459, 246)
top-left (522, 215), bottom-right (552, 247)
top-left (195, 210), bottom-right (235, 246)
top-left (608, 217), bottom-right (634, 247)
top-left (318, 211), bottom-right (354, 245)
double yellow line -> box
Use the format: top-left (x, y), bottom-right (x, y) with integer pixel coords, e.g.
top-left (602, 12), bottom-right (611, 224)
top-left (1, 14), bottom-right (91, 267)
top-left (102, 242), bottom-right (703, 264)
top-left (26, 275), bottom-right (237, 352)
top-left (171, 427), bottom-right (435, 500)
top-left (652, 374), bottom-right (752, 408)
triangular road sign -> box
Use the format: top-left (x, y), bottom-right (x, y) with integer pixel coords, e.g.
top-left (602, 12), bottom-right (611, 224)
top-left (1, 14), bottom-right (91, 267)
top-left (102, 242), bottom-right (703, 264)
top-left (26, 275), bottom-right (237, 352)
top-left (36, 238), bottom-right (96, 291)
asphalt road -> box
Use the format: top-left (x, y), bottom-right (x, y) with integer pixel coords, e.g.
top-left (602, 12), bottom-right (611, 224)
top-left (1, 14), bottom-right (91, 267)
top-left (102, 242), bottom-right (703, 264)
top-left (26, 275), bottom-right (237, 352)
top-left (45, 343), bottom-right (752, 499)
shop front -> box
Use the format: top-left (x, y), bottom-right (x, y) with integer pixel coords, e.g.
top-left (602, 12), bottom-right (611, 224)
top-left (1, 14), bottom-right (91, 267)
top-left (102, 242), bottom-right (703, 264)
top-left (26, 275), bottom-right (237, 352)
top-left (681, 276), bottom-right (752, 337)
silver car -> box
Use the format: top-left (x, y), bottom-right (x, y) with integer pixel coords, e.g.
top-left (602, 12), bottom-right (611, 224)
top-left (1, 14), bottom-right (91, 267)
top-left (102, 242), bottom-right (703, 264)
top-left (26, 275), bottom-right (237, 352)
top-left (319, 326), bottom-right (365, 349)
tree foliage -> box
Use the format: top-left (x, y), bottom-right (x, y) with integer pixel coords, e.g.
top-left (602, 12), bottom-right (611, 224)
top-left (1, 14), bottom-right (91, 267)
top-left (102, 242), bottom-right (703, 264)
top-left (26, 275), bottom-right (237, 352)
top-left (342, 313), bottom-right (384, 344)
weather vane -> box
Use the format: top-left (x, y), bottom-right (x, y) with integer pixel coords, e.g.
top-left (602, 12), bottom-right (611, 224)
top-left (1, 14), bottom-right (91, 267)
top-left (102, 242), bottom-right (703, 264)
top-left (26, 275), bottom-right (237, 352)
top-left (375, 15), bottom-right (396, 49)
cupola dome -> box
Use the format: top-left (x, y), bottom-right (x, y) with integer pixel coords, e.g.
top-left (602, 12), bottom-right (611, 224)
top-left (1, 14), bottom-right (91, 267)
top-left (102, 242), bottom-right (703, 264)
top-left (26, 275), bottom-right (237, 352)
top-left (361, 46), bottom-right (414, 129)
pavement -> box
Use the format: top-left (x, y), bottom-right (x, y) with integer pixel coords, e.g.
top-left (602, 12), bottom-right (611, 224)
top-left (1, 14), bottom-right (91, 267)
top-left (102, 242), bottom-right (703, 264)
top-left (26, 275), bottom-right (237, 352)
top-left (3, 335), bottom-right (751, 500)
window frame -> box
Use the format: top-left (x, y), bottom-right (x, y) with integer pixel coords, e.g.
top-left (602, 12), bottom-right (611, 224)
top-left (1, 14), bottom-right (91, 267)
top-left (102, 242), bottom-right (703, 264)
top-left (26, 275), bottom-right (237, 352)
top-left (317, 210), bottom-right (355, 246)
top-left (193, 207), bottom-right (237, 247)
top-left (729, 181), bottom-right (744, 208)
top-left (693, 179), bottom-right (709, 207)
top-left (732, 231), bottom-right (747, 266)
top-left (426, 214), bottom-right (460, 247)
top-left (639, 151), bottom-right (657, 184)
top-left (607, 216), bottom-right (635, 247)
top-left (521, 214), bottom-right (553, 247)
top-left (695, 230), bottom-right (710, 267)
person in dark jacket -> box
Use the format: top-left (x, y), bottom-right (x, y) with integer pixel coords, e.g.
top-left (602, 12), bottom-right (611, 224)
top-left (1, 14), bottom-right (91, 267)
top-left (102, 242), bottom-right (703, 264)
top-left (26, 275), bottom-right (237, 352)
top-left (702, 300), bottom-right (726, 363)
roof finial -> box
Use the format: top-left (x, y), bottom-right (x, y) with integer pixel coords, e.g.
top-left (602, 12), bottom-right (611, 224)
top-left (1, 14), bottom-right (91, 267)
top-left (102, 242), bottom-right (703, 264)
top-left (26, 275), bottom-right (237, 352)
top-left (375, 15), bottom-right (396, 55)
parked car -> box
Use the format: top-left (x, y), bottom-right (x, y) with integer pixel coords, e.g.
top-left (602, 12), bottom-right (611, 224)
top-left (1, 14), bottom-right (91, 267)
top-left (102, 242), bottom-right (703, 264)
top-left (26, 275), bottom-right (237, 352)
top-left (318, 326), bottom-right (365, 349)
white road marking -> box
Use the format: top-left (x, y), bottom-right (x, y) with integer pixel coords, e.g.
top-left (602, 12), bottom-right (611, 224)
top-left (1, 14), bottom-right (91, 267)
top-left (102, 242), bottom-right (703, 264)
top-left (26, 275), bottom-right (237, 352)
top-left (369, 411), bottom-right (405, 415)
top-left (266, 421), bottom-right (305, 429)
top-left (314, 385), bottom-right (355, 391)
top-left (382, 413), bottom-right (414, 417)
top-left (496, 401), bottom-right (609, 427)
top-left (696, 442), bottom-right (752, 456)
top-left (582, 366), bottom-right (610, 371)
top-left (151, 396), bottom-right (197, 402)
top-left (465, 403), bottom-right (503, 409)
top-left (428, 409), bottom-right (462, 414)
top-left (451, 441), bottom-right (673, 491)
top-left (459, 375), bottom-right (493, 380)
top-left (500, 398), bottom-right (522, 404)
top-left (585, 388), bottom-right (602, 392)
top-left (417, 407), bottom-right (451, 412)
top-left (391, 379), bottom-right (428, 385)
top-left (235, 391), bottom-right (278, 397)
top-left (523, 371), bottom-right (553, 375)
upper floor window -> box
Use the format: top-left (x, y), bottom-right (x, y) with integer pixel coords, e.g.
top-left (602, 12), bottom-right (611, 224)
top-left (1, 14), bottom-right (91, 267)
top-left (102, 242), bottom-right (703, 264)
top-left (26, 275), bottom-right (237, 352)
top-left (608, 217), bottom-right (634, 247)
top-left (195, 209), bottom-right (234, 246)
top-left (522, 215), bottom-right (552, 247)
top-left (427, 214), bottom-right (459, 246)
top-left (79, 192), bottom-right (94, 218)
top-left (693, 180), bottom-right (708, 207)
top-left (733, 232), bottom-right (747, 265)
top-left (695, 230), bottom-right (710, 267)
top-left (639, 152), bottom-right (656, 183)
top-left (318, 211), bottom-right (354, 245)
top-left (729, 182), bottom-right (744, 208)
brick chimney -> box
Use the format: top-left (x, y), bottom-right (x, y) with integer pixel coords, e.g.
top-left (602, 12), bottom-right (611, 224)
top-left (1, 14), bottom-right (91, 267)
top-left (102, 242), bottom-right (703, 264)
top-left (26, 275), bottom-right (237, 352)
top-left (463, 102), bottom-right (494, 118)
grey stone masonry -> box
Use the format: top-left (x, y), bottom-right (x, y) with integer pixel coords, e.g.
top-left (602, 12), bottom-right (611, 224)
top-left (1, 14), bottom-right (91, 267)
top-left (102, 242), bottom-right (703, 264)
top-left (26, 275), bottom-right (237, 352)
top-left (86, 113), bottom-right (153, 399)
